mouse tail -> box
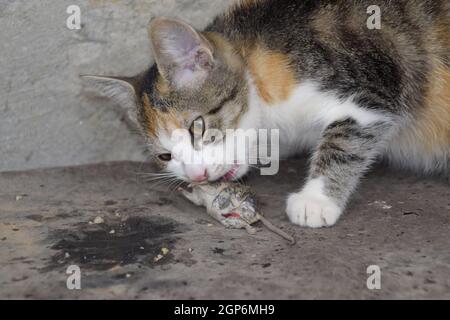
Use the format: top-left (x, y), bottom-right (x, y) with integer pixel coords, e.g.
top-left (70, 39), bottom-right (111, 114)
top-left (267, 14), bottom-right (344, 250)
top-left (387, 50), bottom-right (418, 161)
top-left (258, 214), bottom-right (296, 244)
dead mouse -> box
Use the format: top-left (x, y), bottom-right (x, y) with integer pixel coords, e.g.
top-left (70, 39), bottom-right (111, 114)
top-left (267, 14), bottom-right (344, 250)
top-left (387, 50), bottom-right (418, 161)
top-left (179, 181), bottom-right (295, 244)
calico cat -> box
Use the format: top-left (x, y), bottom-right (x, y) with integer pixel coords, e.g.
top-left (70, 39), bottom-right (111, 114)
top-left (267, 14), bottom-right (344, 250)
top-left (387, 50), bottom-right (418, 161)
top-left (85, 0), bottom-right (450, 228)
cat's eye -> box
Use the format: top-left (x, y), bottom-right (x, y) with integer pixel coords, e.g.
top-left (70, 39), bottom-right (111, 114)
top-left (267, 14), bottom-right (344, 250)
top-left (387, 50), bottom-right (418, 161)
top-left (189, 116), bottom-right (205, 137)
top-left (158, 153), bottom-right (172, 161)
top-left (207, 105), bottom-right (223, 115)
top-left (189, 116), bottom-right (205, 149)
top-left (208, 85), bottom-right (239, 115)
top-left (203, 130), bottom-right (222, 144)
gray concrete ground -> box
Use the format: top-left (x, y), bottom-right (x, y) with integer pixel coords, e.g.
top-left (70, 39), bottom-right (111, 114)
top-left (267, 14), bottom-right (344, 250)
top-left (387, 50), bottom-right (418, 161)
top-left (0, 0), bottom-right (232, 172)
top-left (2, 0), bottom-right (449, 301)
top-left (1, 159), bottom-right (449, 299)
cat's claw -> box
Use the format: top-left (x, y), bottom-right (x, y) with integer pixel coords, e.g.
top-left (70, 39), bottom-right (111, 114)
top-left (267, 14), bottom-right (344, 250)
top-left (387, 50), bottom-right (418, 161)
top-left (286, 192), bottom-right (342, 228)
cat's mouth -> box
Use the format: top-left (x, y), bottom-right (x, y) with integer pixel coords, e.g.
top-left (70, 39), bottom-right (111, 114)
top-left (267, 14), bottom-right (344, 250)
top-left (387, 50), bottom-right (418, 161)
top-left (222, 164), bottom-right (240, 181)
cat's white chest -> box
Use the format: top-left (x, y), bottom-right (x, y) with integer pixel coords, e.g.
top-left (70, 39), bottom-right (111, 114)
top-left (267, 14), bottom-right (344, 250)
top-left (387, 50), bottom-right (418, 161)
top-left (256, 83), bottom-right (325, 155)
top-left (244, 77), bottom-right (383, 156)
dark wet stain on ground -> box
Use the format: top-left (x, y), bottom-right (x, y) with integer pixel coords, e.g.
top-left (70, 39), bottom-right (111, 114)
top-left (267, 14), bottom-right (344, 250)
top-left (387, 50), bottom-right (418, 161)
top-left (213, 247), bottom-right (225, 255)
top-left (26, 214), bottom-right (44, 222)
top-left (104, 200), bottom-right (117, 206)
top-left (44, 216), bottom-right (184, 272)
top-left (145, 197), bottom-right (173, 207)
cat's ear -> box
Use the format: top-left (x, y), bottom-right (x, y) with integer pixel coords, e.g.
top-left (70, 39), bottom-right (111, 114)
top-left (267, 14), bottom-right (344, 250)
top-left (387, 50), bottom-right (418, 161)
top-left (81, 75), bottom-right (139, 124)
top-left (148, 17), bottom-right (214, 90)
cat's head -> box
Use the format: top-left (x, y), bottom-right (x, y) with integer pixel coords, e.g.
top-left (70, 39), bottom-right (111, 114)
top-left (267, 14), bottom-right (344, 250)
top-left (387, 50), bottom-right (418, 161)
top-left (85, 17), bottom-right (256, 183)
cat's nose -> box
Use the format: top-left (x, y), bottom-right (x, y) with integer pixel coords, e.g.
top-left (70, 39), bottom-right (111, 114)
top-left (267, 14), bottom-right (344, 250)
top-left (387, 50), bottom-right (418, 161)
top-left (192, 169), bottom-right (208, 182)
top-left (184, 164), bottom-right (209, 182)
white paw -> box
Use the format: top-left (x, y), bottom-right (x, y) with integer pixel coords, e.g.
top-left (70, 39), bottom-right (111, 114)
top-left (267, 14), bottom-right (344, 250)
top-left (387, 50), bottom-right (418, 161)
top-left (286, 191), bottom-right (342, 228)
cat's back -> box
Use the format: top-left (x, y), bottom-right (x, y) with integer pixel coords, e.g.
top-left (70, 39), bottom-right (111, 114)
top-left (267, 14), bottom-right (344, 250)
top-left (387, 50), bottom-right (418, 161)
top-left (208, 0), bottom-right (450, 174)
top-left (209, 0), bottom-right (449, 67)
top-left (210, 0), bottom-right (447, 43)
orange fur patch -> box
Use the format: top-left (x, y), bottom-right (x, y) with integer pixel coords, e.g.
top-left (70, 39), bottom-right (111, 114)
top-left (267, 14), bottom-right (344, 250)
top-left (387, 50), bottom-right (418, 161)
top-left (432, 16), bottom-right (450, 59)
top-left (246, 46), bottom-right (297, 104)
top-left (418, 60), bottom-right (450, 151)
top-left (142, 94), bottom-right (181, 137)
top-left (142, 94), bottom-right (158, 136)
top-left (155, 75), bottom-right (170, 96)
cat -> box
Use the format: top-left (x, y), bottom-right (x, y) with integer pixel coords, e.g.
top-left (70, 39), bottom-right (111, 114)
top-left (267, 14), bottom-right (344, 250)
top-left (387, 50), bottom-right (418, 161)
top-left (85, 0), bottom-right (450, 228)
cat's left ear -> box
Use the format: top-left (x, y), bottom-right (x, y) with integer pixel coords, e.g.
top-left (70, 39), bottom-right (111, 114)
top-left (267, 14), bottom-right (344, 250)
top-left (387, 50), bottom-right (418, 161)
top-left (81, 75), bottom-right (139, 125)
top-left (148, 17), bottom-right (214, 90)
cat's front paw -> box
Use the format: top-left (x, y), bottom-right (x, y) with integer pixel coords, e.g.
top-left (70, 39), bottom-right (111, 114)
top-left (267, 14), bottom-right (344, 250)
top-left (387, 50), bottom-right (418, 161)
top-left (286, 191), bottom-right (342, 228)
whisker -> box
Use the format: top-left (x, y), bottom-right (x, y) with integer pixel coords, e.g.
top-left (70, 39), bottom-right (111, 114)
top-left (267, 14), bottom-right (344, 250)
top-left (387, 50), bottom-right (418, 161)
top-left (149, 177), bottom-right (178, 190)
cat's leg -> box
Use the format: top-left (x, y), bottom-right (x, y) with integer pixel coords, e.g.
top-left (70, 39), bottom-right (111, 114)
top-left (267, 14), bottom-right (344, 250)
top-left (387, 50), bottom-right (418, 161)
top-left (287, 118), bottom-right (394, 228)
